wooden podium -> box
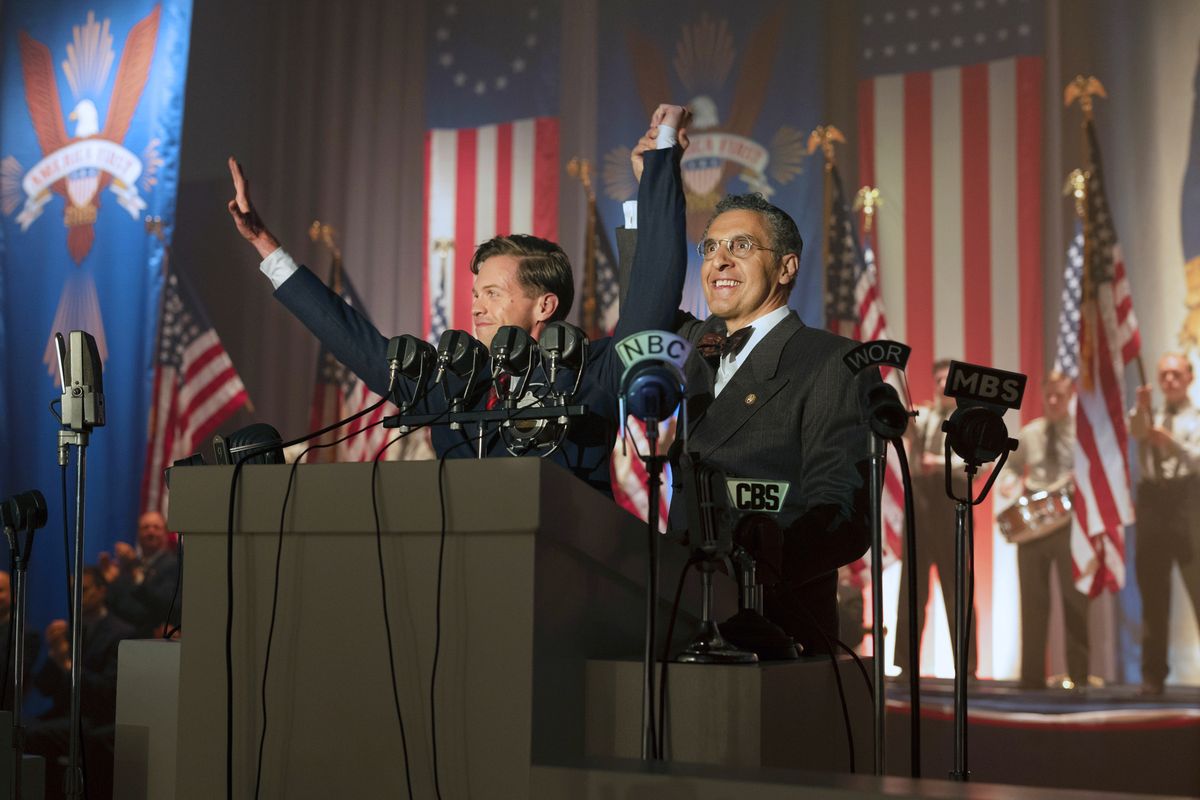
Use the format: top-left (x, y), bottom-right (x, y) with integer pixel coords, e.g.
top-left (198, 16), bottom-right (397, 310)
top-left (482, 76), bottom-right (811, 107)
top-left (166, 458), bottom-right (693, 799)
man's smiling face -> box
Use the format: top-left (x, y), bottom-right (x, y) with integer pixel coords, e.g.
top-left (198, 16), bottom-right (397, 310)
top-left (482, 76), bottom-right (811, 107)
top-left (700, 209), bottom-right (796, 332)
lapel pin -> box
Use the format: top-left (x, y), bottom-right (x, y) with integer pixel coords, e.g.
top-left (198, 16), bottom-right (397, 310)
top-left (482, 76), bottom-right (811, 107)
top-left (745, 393), bottom-right (757, 406)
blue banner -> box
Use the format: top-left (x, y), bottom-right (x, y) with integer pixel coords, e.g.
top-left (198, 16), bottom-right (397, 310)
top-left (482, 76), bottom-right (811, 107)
top-left (0, 0), bottom-right (192, 635)
top-left (597, 1), bottom-right (826, 320)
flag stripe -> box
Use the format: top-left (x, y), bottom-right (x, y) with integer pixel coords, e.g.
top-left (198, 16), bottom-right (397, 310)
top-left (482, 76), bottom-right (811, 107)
top-left (872, 74), bottom-right (907, 350)
top-left (511, 119), bottom-right (535, 234)
top-left (496, 122), bottom-right (513, 234)
top-left (474, 125), bottom-right (499, 246)
top-left (988, 58), bottom-right (1020, 378)
top-left (534, 117), bottom-right (559, 240)
top-left (858, 78), bottom-right (876, 193)
top-left (1017, 56), bottom-right (1045, 422)
top-left (903, 71), bottom-right (934, 403)
top-left (932, 67), bottom-right (964, 365)
top-left (961, 63), bottom-right (991, 367)
top-left (454, 128), bottom-right (478, 333)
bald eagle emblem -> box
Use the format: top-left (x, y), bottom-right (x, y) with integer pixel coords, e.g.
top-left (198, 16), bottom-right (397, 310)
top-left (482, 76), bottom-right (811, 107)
top-left (5, 6), bottom-right (161, 263)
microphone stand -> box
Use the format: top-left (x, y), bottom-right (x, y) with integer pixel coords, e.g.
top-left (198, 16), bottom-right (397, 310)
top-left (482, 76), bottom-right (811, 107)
top-left (867, 431), bottom-right (887, 776)
top-left (639, 418), bottom-right (663, 761)
top-left (943, 444), bottom-right (1009, 783)
top-left (5, 521), bottom-right (36, 798)
top-left (58, 428), bottom-right (90, 799)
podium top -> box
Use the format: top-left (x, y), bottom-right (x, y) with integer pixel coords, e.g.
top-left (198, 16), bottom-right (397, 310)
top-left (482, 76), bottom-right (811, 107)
top-left (166, 457), bottom-right (626, 536)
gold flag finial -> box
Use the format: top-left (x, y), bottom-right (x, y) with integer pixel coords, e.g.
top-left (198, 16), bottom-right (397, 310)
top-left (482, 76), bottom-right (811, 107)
top-left (1063, 169), bottom-right (1089, 219)
top-left (853, 186), bottom-right (882, 235)
top-left (566, 156), bottom-right (595, 201)
top-left (806, 125), bottom-right (846, 168)
top-left (308, 219), bottom-right (342, 263)
top-left (1064, 75), bottom-right (1107, 121)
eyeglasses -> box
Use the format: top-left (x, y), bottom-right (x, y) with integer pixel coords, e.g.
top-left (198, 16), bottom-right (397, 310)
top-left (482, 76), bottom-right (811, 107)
top-left (696, 235), bottom-right (778, 260)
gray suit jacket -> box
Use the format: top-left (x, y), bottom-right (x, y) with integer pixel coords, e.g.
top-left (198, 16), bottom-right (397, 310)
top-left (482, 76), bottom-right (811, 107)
top-left (617, 228), bottom-right (873, 649)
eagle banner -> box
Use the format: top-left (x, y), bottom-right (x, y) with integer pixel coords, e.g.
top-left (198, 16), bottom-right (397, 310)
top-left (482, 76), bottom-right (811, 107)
top-left (0, 0), bottom-right (193, 626)
top-left (596, 1), bottom-right (825, 321)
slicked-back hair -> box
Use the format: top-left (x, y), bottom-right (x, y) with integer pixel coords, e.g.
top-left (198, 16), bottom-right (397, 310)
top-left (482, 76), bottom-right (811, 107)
top-left (469, 234), bottom-right (574, 322)
top-left (704, 193), bottom-right (804, 294)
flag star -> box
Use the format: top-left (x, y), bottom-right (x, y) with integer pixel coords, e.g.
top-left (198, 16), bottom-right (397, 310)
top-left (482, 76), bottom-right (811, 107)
top-left (996, 28), bottom-right (1009, 40)
top-left (439, 52), bottom-right (453, 67)
top-left (907, 7), bottom-right (920, 19)
top-left (951, 1), bottom-right (963, 11)
top-left (929, 4), bottom-right (941, 15)
top-left (453, 72), bottom-right (467, 86)
top-left (975, 0), bottom-right (987, 8)
top-left (474, 80), bottom-right (487, 94)
top-left (525, 33), bottom-right (538, 48)
top-left (529, 6), bottom-right (539, 19)
top-left (883, 44), bottom-right (896, 56)
top-left (435, 27), bottom-right (449, 41)
top-left (863, 13), bottom-right (874, 25)
top-left (863, 47), bottom-right (874, 59)
top-left (929, 38), bottom-right (942, 50)
top-left (495, 76), bottom-right (508, 90)
top-left (884, 10), bottom-right (896, 22)
top-left (512, 57), bottom-right (526, 73)
top-left (951, 35), bottom-right (963, 47)
top-left (1018, 23), bottom-right (1031, 35)
top-left (906, 41), bottom-right (919, 54)
top-left (444, 3), bottom-right (458, 16)
top-left (974, 31), bottom-right (987, 44)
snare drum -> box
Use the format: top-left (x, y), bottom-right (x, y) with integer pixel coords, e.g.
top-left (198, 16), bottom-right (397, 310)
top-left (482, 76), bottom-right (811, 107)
top-left (997, 478), bottom-right (1074, 545)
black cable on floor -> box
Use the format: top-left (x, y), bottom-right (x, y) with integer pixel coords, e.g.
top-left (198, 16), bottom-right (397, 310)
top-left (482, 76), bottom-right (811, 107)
top-left (429, 453), bottom-right (450, 800)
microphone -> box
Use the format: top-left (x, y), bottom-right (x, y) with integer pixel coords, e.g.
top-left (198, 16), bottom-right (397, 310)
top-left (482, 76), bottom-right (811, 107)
top-left (212, 423), bottom-right (285, 465)
top-left (56, 330), bottom-right (106, 432)
top-left (842, 339), bottom-right (914, 439)
top-left (539, 322), bottom-right (588, 385)
top-left (490, 325), bottom-right (538, 375)
top-left (940, 360), bottom-right (1024, 469)
top-left (1, 491), bottom-right (47, 534)
top-left (386, 334), bottom-right (437, 402)
top-left (614, 330), bottom-right (691, 435)
top-left (434, 329), bottom-right (488, 387)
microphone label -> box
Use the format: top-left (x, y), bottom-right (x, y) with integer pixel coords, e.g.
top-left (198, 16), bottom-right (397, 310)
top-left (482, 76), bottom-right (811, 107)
top-left (843, 339), bottom-right (912, 374)
top-left (944, 360), bottom-right (1027, 411)
top-left (615, 331), bottom-right (692, 371)
top-left (725, 479), bottom-right (790, 513)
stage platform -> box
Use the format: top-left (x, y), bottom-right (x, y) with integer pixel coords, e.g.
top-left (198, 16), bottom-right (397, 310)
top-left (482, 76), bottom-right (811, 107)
top-left (883, 678), bottom-right (1200, 797)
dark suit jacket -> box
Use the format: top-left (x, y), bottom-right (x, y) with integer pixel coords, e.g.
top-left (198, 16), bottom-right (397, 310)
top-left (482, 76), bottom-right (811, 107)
top-left (107, 548), bottom-right (181, 636)
top-left (35, 613), bottom-right (135, 726)
top-left (273, 147), bottom-right (687, 494)
top-left (616, 232), bottom-right (874, 650)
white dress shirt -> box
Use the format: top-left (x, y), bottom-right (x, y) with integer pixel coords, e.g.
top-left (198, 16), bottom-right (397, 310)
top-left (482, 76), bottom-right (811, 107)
top-left (260, 246), bottom-right (298, 289)
top-left (713, 305), bottom-right (790, 397)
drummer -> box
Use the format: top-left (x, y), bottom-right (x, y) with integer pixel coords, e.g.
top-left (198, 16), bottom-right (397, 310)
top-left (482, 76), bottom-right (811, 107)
top-left (1000, 371), bottom-right (1090, 690)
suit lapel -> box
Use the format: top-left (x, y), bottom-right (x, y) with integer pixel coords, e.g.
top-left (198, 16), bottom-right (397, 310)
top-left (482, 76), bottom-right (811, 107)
top-left (689, 312), bottom-right (803, 461)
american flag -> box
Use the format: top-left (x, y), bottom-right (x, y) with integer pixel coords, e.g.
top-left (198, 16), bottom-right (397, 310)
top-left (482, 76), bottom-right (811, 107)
top-left (825, 165), bottom-right (904, 577)
top-left (141, 269), bottom-right (249, 513)
top-left (306, 263), bottom-right (433, 464)
top-left (1060, 121), bottom-right (1140, 597)
top-left (423, 1), bottom-right (560, 341)
top-left (857, 0), bottom-right (1046, 674)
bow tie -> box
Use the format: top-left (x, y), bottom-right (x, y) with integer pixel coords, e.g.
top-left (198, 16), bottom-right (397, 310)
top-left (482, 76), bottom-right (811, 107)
top-left (697, 326), bottom-right (754, 365)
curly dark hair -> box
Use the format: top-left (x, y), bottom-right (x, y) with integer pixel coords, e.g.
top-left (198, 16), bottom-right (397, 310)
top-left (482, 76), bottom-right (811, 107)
top-left (704, 193), bottom-right (804, 262)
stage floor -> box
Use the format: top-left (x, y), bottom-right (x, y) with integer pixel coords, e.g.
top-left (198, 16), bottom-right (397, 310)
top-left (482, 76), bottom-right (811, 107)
top-left (883, 678), bottom-right (1200, 797)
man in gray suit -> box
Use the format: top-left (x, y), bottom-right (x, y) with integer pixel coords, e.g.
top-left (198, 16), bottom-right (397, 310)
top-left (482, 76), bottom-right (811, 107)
top-left (621, 143), bottom-right (873, 651)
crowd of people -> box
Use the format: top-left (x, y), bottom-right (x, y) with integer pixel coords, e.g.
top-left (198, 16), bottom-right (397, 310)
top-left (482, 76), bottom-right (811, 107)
top-left (1, 509), bottom-right (180, 799)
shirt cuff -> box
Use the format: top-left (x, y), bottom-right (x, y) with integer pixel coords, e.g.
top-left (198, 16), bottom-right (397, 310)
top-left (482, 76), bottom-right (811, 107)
top-left (623, 200), bottom-right (638, 230)
top-left (260, 247), bottom-right (298, 289)
top-left (656, 124), bottom-right (678, 148)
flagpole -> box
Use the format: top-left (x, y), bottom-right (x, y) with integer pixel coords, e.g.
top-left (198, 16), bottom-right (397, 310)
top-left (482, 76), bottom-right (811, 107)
top-left (567, 158), bottom-right (599, 339)
top-left (1066, 77), bottom-right (1154, 477)
top-left (808, 125), bottom-right (845, 333)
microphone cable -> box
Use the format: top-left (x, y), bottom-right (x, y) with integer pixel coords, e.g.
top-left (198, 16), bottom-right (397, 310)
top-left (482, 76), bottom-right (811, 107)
top-left (225, 388), bottom-right (402, 800)
top-left (252, 413), bottom-right (428, 800)
top-left (367, 406), bottom-right (452, 800)
top-left (891, 435), bottom-right (921, 777)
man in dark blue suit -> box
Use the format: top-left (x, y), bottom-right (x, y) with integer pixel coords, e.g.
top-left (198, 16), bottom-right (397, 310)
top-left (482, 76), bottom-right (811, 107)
top-left (226, 106), bottom-right (691, 493)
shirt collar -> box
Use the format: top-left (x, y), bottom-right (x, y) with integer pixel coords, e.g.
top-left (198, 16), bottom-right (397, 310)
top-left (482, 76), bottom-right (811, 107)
top-left (723, 306), bottom-right (790, 367)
